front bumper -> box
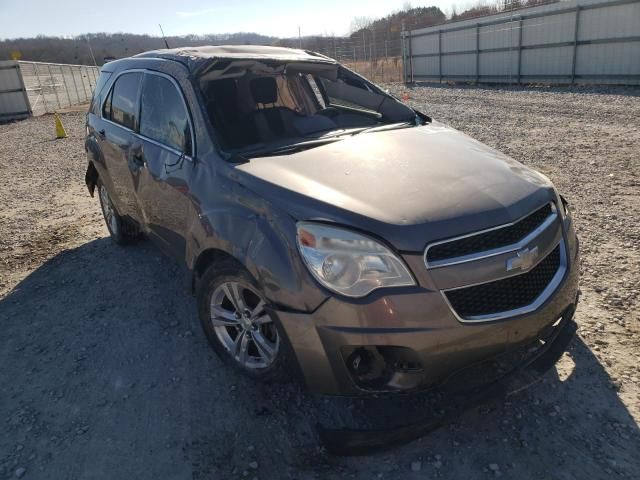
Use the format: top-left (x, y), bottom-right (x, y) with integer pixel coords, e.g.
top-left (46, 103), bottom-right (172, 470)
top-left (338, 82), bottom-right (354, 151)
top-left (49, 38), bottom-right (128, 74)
top-left (319, 307), bottom-right (578, 455)
top-left (277, 233), bottom-right (580, 396)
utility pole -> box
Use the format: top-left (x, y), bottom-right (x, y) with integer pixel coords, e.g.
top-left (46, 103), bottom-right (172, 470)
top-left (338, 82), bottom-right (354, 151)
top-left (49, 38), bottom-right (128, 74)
top-left (401, 20), bottom-right (407, 84)
top-left (371, 28), bottom-right (375, 62)
top-left (362, 30), bottom-right (366, 62)
top-left (298, 26), bottom-right (302, 49)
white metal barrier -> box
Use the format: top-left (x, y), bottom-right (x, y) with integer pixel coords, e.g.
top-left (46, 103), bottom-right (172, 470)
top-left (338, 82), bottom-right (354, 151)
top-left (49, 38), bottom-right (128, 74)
top-left (0, 61), bottom-right (31, 122)
top-left (18, 61), bottom-right (100, 116)
top-left (402, 0), bottom-right (640, 85)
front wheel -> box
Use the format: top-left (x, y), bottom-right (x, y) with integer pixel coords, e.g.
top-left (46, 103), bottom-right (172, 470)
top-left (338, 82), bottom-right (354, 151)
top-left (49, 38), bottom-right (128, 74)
top-left (197, 260), bottom-right (288, 381)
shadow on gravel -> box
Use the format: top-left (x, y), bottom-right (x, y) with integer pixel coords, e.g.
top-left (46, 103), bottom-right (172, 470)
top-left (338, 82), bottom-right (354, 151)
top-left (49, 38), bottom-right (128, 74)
top-left (1, 238), bottom-right (639, 479)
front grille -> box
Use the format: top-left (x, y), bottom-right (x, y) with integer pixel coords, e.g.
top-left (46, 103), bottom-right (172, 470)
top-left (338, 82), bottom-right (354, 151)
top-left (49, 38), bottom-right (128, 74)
top-left (427, 203), bottom-right (553, 263)
top-left (445, 245), bottom-right (561, 319)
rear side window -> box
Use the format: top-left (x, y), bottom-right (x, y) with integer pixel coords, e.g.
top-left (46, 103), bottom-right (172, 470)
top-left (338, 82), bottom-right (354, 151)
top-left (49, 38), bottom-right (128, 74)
top-left (103, 72), bottom-right (142, 130)
top-left (90, 70), bottom-right (112, 115)
top-left (139, 74), bottom-right (192, 154)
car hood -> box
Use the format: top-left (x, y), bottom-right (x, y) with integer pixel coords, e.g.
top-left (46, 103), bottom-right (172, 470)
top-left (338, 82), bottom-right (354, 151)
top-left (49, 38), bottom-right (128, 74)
top-left (235, 122), bottom-right (555, 252)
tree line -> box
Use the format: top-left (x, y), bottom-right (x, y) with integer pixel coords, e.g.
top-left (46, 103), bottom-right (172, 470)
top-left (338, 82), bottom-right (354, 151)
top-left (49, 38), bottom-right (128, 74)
top-left (0, 0), bottom-right (560, 66)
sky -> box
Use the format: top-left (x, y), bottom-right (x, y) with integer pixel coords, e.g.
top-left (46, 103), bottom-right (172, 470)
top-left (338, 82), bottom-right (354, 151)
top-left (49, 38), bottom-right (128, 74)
top-left (0, 0), bottom-right (467, 40)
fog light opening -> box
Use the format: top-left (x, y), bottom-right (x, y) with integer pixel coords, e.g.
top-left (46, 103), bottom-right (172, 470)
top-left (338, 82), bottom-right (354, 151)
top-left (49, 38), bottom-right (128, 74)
top-left (342, 345), bottom-right (424, 392)
top-left (346, 347), bottom-right (377, 378)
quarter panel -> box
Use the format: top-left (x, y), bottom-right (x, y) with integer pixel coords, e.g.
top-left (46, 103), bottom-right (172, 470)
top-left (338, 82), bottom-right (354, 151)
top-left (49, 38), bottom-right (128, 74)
top-left (186, 162), bottom-right (328, 312)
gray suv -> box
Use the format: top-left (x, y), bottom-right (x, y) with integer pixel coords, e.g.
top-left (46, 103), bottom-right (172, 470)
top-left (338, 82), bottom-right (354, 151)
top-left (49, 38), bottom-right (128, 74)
top-left (85, 45), bottom-right (580, 396)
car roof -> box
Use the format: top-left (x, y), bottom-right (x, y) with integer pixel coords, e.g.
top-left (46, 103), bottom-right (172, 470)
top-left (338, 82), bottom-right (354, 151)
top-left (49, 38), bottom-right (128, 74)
top-left (130, 45), bottom-right (335, 73)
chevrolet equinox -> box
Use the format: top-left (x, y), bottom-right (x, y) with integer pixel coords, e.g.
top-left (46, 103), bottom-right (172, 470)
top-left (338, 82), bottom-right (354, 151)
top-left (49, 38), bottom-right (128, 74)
top-left (85, 46), bottom-right (580, 396)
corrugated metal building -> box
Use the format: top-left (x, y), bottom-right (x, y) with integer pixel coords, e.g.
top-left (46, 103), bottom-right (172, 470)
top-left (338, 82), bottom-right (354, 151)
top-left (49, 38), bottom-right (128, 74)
top-left (0, 61), bottom-right (31, 122)
top-left (403, 0), bottom-right (640, 85)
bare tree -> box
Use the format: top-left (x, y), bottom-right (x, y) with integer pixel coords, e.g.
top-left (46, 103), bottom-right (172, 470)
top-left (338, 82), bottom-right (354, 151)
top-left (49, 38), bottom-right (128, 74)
top-left (350, 16), bottom-right (373, 34)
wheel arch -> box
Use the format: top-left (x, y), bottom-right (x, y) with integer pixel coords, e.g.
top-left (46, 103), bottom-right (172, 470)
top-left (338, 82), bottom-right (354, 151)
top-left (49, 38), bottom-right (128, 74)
top-left (192, 248), bottom-right (242, 294)
top-left (85, 134), bottom-right (106, 197)
top-left (188, 211), bottom-right (327, 312)
top-left (85, 161), bottom-right (99, 197)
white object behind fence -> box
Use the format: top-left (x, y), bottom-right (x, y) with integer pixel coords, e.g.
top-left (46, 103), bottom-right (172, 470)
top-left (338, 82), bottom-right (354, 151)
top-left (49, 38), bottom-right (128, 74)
top-left (0, 61), bottom-right (31, 122)
top-left (0, 60), bottom-right (99, 121)
top-left (402, 0), bottom-right (640, 85)
top-left (19, 61), bottom-right (100, 116)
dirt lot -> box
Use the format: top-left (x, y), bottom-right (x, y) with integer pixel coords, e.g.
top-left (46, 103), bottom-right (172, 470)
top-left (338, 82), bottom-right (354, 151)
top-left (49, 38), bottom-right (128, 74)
top-left (1, 85), bottom-right (639, 479)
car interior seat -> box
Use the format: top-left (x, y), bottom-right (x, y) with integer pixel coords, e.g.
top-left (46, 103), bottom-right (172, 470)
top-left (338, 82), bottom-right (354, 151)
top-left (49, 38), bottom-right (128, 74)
top-left (249, 77), bottom-right (299, 143)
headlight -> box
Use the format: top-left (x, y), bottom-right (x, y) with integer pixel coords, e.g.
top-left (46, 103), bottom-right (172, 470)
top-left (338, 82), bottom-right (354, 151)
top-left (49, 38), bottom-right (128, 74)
top-left (296, 222), bottom-right (416, 298)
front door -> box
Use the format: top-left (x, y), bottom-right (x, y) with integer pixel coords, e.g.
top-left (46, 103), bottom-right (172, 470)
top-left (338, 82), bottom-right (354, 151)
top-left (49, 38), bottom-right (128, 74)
top-left (133, 71), bottom-right (195, 260)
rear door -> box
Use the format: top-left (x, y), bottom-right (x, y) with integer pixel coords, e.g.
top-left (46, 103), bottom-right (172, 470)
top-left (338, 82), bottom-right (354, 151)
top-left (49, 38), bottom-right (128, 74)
top-left (99, 71), bottom-right (144, 222)
top-left (133, 71), bottom-right (195, 259)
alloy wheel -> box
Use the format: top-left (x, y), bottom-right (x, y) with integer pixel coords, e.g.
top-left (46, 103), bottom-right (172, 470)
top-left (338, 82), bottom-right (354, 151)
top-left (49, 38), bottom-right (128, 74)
top-left (209, 282), bottom-right (279, 369)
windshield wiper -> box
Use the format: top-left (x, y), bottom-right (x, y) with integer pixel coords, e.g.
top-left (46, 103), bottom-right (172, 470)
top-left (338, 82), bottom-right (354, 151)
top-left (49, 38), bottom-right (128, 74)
top-left (235, 137), bottom-right (344, 160)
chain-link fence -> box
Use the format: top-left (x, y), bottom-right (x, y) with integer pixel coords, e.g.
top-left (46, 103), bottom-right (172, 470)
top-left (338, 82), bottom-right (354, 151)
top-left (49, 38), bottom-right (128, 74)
top-left (279, 35), bottom-right (405, 83)
top-left (313, 38), bottom-right (404, 83)
top-left (18, 61), bottom-right (100, 116)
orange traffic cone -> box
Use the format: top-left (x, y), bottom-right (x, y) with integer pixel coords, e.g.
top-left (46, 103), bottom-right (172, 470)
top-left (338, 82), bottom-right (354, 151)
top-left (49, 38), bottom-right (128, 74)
top-left (54, 113), bottom-right (67, 139)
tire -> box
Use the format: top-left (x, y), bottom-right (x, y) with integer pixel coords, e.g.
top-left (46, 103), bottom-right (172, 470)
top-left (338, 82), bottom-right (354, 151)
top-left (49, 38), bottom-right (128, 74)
top-left (197, 259), bottom-right (290, 382)
top-left (97, 181), bottom-right (140, 245)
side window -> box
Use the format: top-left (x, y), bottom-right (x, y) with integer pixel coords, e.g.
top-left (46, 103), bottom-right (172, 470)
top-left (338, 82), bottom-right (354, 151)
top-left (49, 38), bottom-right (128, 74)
top-left (104, 72), bottom-right (142, 130)
top-left (90, 70), bottom-right (112, 115)
top-left (139, 74), bottom-right (192, 155)
top-left (102, 88), bottom-right (112, 119)
top-left (317, 76), bottom-right (379, 115)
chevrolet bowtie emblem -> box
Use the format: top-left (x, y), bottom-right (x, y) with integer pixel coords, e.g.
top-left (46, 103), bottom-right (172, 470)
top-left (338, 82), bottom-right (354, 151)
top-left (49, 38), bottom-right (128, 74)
top-left (506, 246), bottom-right (539, 272)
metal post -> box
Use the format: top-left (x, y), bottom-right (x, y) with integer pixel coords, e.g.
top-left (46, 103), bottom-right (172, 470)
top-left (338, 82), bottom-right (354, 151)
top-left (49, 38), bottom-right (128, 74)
top-left (15, 62), bottom-right (33, 116)
top-left (46, 64), bottom-right (62, 110)
top-left (60, 64), bottom-right (72, 107)
top-left (362, 31), bottom-right (366, 63)
top-left (400, 20), bottom-right (407, 84)
top-left (408, 31), bottom-right (414, 83)
top-left (476, 24), bottom-right (480, 84)
top-left (438, 30), bottom-right (442, 84)
top-left (517, 18), bottom-right (523, 84)
top-left (69, 65), bottom-right (80, 104)
top-left (371, 29), bottom-right (374, 61)
top-left (571, 6), bottom-right (581, 85)
top-left (33, 63), bottom-right (50, 114)
top-left (85, 67), bottom-right (91, 100)
top-left (80, 66), bottom-right (88, 102)
top-left (91, 67), bottom-right (98, 89)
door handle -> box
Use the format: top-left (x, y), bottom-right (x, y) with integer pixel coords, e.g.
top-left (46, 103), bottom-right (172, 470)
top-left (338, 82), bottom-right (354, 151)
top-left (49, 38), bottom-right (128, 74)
top-left (97, 129), bottom-right (105, 137)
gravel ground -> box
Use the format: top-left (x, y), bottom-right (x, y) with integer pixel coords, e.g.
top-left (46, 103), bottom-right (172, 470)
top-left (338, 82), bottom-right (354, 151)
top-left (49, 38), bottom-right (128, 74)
top-left (1, 85), bottom-right (639, 479)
